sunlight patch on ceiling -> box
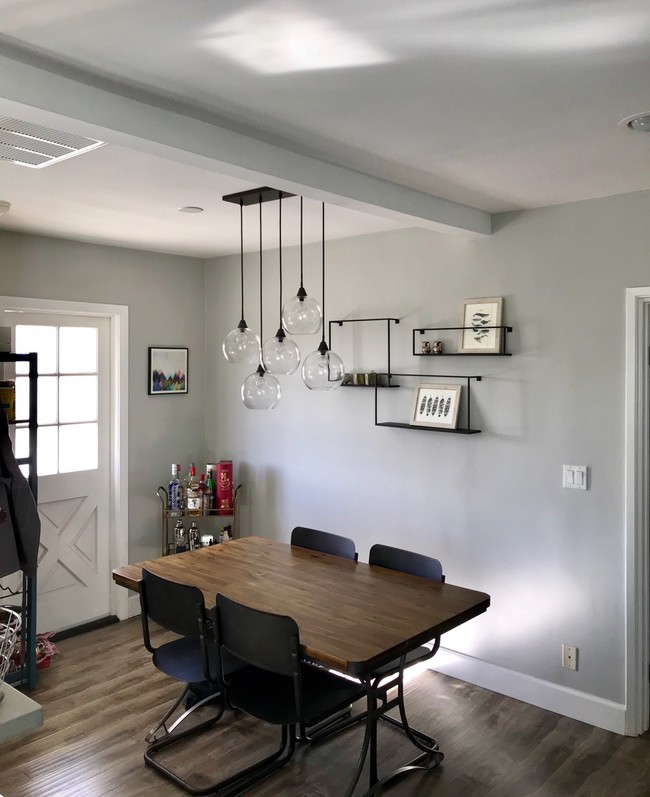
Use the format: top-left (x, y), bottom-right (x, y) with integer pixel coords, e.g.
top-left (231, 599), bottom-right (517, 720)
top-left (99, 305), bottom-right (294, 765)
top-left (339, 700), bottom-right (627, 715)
top-left (204, 5), bottom-right (391, 74)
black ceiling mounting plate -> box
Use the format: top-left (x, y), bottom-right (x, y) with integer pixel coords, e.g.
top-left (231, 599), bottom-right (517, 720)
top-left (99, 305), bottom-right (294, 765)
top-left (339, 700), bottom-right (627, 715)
top-left (222, 187), bottom-right (296, 206)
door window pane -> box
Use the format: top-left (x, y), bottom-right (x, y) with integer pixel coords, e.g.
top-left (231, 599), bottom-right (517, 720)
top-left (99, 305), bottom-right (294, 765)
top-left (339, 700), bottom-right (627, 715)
top-left (59, 423), bottom-right (98, 472)
top-left (16, 426), bottom-right (58, 476)
top-left (38, 426), bottom-right (59, 476)
top-left (59, 376), bottom-right (97, 423)
top-left (14, 325), bottom-right (57, 374)
top-left (16, 375), bottom-right (57, 425)
top-left (14, 377), bottom-right (29, 422)
top-left (59, 327), bottom-right (97, 373)
top-left (39, 376), bottom-right (58, 425)
top-left (14, 424), bottom-right (28, 460)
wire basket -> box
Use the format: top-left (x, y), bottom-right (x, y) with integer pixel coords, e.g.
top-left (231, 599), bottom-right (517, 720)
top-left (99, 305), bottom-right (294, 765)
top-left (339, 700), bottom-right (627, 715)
top-left (0, 607), bottom-right (21, 686)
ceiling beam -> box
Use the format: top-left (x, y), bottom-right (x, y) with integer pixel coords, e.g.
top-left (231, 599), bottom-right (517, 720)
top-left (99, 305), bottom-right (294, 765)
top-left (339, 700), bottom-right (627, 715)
top-left (0, 48), bottom-right (491, 238)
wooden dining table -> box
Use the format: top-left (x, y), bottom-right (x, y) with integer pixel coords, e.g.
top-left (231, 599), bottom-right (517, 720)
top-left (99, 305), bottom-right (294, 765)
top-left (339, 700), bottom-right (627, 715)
top-left (112, 536), bottom-right (490, 795)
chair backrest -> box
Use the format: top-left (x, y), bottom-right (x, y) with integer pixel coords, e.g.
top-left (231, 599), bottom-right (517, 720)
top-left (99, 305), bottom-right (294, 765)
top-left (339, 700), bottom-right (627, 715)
top-left (215, 594), bottom-right (300, 678)
top-left (368, 544), bottom-right (444, 583)
top-left (140, 567), bottom-right (206, 640)
top-left (291, 526), bottom-right (357, 561)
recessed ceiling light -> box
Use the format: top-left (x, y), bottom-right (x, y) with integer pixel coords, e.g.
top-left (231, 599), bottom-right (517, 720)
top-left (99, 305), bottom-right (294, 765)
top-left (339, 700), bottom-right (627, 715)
top-left (178, 206), bottom-right (204, 213)
top-left (619, 112), bottom-right (650, 132)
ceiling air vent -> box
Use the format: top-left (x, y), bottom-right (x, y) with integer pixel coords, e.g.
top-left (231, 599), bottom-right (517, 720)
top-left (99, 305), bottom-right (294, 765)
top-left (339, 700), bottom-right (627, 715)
top-left (0, 116), bottom-right (105, 169)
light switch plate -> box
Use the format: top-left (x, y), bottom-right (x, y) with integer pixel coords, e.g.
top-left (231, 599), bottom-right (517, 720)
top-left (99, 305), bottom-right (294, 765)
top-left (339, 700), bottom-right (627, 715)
top-left (563, 465), bottom-right (588, 490)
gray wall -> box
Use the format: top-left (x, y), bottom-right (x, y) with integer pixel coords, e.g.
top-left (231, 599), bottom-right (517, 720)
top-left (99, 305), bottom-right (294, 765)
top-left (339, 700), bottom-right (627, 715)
top-left (205, 189), bottom-right (650, 707)
top-left (2, 184), bottom-right (646, 713)
top-left (0, 230), bottom-right (206, 563)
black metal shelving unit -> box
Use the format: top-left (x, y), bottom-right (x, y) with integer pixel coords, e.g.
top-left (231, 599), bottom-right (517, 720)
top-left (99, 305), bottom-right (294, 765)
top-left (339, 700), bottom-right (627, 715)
top-left (412, 325), bottom-right (513, 356)
top-left (329, 317), bottom-right (401, 387)
top-left (374, 372), bottom-right (482, 434)
top-left (1, 352), bottom-right (38, 690)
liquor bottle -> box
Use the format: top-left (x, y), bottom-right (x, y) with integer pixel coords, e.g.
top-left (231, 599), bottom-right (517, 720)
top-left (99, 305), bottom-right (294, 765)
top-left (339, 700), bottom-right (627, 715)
top-left (168, 464), bottom-right (182, 517)
top-left (188, 521), bottom-right (200, 550)
top-left (176, 464), bottom-right (185, 510)
top-left (198, 473), bottom-right (207, 513)
top-left (219, 526), bottom-right (229, 544)
top-left (174, 520), bottom-right (187, 553)
top-left (185, 463), bottom-right (202, 516)
top-left (205, 470), bottom-right (216, 513)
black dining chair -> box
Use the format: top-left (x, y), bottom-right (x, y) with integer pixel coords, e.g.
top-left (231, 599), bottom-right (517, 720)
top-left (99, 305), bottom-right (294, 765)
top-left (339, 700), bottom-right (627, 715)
top-left (207, 593), bottom-right (367, 796)
top-left (139, 568), bottom-right (224, 767)
top-left (369, 543), bottom-right (444, 676)
top-left (291, 526), bottom-right (358, 561)
top-left (312, 543), bottom-right (447, 766)
top-left (366, 543), bottom-right (445, 752)
top-left (290, 525), bottom-right (363, 741)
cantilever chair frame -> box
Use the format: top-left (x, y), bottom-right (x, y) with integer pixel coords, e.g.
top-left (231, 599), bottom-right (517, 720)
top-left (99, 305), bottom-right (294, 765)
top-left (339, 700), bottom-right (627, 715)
top-left (204, 593), bottom-right (366, 797)
top-left (308, 544), bottom-right (447, 794)
top-left (140, 569), bottom-right (226, 795)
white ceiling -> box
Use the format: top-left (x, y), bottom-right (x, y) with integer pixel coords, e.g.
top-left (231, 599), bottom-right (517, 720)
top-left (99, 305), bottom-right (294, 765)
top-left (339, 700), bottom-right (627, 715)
top-left (0, 0), bottom-right (649, 257)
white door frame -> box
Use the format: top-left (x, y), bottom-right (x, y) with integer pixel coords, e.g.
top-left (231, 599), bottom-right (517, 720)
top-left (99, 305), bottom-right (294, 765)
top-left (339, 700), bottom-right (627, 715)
top-left (625, 287), bottom-right (650, 735)
top-left (0, 296), bottom-right (130, 622)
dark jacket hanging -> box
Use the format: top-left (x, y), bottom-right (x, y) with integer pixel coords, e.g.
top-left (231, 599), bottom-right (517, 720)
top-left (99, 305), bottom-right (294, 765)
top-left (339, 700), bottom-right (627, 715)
top-left (0, 406), bottom-right (40, 578)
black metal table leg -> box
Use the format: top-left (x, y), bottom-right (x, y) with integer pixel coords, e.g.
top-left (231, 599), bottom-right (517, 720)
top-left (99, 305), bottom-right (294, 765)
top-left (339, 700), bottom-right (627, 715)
top-left (344, 661), bottom-right (444, 797)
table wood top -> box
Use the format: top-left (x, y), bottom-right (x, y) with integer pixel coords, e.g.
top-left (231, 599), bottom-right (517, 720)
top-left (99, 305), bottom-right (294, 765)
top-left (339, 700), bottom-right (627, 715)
top-left (112, 536), bottom-right (490, 675)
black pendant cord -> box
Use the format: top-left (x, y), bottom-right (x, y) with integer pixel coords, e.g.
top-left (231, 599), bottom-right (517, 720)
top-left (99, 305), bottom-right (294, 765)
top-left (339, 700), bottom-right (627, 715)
top-left (300, 196), bottom-right (304, 289)
top-left (278, 194), bottom-right (283, 328)
top-left (258, 194), bottom-right (265, 375)
top-left (318, 202), bottom-right (329, 354)
top-left (239, 199), bottom-right (245, 322)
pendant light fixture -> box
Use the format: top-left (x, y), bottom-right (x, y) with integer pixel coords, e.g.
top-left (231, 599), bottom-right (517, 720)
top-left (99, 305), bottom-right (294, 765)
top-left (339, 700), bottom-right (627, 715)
top-left (261, 193), bottom-right (301, 375)
top-left (241, 193), bottom-right (282, 409)
top-left (222, 198), bottom-right (261, 364)
top-left (301, 203), bottom-right (345, 390)
top-left (282, 197), bottom-right (322, 335)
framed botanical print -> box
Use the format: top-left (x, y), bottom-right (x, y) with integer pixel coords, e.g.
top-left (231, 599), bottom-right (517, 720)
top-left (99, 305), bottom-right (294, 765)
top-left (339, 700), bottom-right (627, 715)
top-left (409, 384), bottom-right (461, 429)
top-left (459, 297), bottom-right (504, 354)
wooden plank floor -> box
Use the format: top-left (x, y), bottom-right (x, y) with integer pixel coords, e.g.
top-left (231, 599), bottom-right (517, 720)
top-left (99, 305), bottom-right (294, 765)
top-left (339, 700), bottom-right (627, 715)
top-left (2, 618), bottom-right (650, 797)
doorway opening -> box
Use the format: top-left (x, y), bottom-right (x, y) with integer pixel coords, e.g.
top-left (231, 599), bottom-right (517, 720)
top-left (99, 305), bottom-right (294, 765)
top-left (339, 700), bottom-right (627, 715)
top-left (0, 296), bottom-right (129, 631)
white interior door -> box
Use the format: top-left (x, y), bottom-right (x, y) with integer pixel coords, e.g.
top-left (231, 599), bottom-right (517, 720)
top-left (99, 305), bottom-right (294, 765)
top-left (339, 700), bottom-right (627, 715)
top-left (5, 312), bottom-right (111, 633)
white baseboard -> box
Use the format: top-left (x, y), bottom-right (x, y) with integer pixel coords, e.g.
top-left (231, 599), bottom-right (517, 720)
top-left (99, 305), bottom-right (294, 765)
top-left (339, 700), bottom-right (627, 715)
top-left (118, 606), bottom-right (627, 734)
top-left (431, 647), bottom-right (626, 735)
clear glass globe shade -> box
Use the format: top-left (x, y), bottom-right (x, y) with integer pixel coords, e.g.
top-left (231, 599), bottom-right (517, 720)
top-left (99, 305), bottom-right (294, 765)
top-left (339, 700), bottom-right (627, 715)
top-left (262, 333), bottom-right (301, 375)
top-left (282, 293), bottom-right (322, 335)
top-left (222, 325), bottom-right (260, 364)
top-left (241, 370), bottom-right (281, 409)
top-left (301, 348), bottom-right (345, 390)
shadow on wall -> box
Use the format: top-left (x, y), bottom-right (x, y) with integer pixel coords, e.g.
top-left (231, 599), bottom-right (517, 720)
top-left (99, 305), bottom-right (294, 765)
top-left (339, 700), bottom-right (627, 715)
top-left (238, 461), bottom-right (280, 538)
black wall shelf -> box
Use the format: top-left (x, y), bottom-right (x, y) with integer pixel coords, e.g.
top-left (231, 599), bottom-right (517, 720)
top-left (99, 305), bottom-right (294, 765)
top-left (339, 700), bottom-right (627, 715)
top-left (412, 325), bottom-right (513, 356)
top-left (374, 372), bottom-right (482, 434)
top-left (329, 317), bottom-right (400, 387)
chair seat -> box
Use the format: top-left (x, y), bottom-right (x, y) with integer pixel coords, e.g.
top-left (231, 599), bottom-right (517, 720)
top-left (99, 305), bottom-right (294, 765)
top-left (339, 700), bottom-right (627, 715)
top-left (371, 645), bottom-right (433, 677)
top-left (152, 636), bottom-right (215, 684)
top-left (227, 663), bottom-right (366, 726)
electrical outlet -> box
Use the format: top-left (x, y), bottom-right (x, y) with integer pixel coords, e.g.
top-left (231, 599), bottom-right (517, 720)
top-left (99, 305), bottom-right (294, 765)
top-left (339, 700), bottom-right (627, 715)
top-left (562, 644), bottom-right (578, 670)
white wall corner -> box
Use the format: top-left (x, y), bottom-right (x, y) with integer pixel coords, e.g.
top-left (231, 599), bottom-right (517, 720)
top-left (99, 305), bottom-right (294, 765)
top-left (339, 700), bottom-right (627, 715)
top-left (432, 647), bottom-right (626, 736)
top-left (128, 593), bottom-right (141, 619)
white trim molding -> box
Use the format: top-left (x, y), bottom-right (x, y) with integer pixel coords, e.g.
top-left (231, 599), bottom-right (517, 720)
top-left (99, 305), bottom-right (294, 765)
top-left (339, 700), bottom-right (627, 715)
top-left (432, 647), bottom-right (626, 735)
top-left (0, 295), bottom-right (130, 623)
top-left (624, 287), bottom-right (650, 735)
